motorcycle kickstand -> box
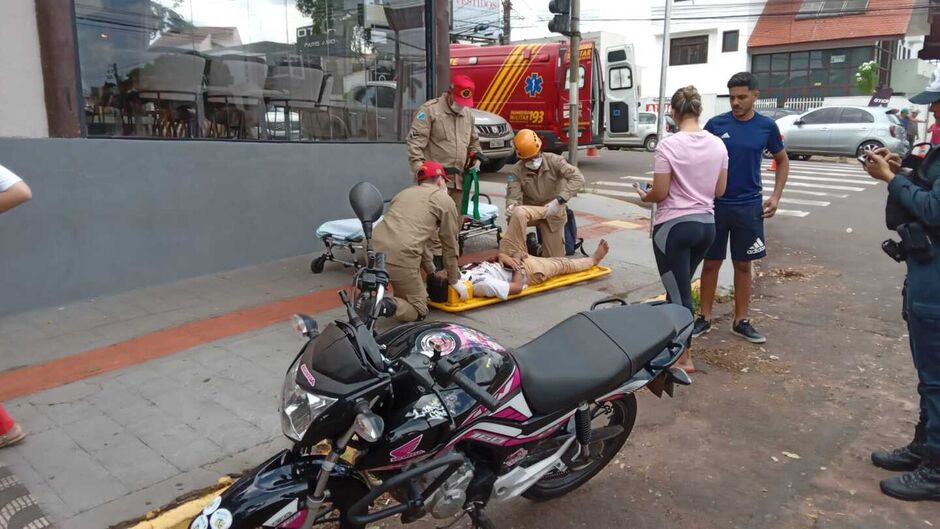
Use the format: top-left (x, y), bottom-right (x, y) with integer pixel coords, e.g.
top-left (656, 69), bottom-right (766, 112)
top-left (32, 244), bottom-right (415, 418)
top-left (468, 505), bottom-right (497, 529)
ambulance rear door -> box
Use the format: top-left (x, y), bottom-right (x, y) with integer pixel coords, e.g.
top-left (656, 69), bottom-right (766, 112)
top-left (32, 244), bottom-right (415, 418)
top-left (603, 45), bottom-right (637, 146)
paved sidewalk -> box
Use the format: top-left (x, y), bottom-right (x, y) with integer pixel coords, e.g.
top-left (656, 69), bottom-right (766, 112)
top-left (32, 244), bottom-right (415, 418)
top-left (0, 184), bottom-right (731, 529)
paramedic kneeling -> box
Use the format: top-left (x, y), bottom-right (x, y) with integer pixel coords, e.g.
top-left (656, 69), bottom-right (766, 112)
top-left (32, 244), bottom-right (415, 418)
top-left (507, 129), bottom-right (585, 258)
top-left (373, 161), bottom-right (467, 322)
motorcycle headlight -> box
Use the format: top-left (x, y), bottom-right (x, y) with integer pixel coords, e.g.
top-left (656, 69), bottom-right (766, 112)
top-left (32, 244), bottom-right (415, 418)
top-left (280, 357), bottom-right (336, 442)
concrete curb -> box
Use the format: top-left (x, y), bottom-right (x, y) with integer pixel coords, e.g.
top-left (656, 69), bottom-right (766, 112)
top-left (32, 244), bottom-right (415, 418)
top-left (125, 477), bottom-right (232, 529)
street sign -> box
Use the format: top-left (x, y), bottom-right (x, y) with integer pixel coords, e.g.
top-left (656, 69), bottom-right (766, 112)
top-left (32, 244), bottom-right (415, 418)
top-left (868, 86), bottom-right (893, 107)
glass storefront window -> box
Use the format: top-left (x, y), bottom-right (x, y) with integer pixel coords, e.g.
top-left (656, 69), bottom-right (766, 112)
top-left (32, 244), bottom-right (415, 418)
top-left (752, 44), bottom-right (886, 102)
top-left (752, 54), bottom-right (770, 72)
top-left (75, 0), bottom-right (429, 141)
top-left (790, 52), bottom-right (809, 71)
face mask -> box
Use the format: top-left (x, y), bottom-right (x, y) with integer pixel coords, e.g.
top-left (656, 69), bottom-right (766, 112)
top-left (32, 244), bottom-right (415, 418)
top-left (450, 102), bottom-right (464, 113)
top-left (525, 157), bottom-right (543, 170)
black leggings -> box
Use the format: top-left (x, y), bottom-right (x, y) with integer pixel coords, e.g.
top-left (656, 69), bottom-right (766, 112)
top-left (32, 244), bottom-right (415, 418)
top-left (652, 214), bottom-right (716, 314)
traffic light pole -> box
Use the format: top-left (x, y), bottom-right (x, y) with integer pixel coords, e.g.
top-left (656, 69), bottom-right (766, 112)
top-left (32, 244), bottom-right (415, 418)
top-left (567, 0), bottom-right (580, 167)
top-left (651, 0), bottom-right (672, 236)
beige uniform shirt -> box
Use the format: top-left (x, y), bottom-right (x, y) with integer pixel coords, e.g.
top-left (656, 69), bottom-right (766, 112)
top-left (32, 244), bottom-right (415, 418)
top-left (406, 96), bottom-right (482, 190)
top-left (373, 183), bottom-right (461, 283)
top-left (506, 152), bottom-right (585, 232)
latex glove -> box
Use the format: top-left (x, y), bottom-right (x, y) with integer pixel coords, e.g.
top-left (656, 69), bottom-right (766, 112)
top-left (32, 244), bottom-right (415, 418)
top-left (471, 159), bottom-right (482, 171)
top-left (545, 198), bottom-right (562, 218)
top-left (505, 204), bottom-right (515, 220)
top-left (452, 280), bottom-right (469, 300)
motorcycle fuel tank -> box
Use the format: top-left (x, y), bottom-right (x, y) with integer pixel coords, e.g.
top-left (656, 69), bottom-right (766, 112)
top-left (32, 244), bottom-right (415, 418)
top-left (356, 323), bottom-right (518, 470)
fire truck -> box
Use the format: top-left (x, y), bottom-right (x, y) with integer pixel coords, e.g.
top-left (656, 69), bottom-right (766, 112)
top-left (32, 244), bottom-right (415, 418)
top-left (450, 32), bottom-right (637, 154)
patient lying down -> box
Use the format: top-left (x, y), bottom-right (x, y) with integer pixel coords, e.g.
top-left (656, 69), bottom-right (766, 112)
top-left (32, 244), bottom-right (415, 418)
top-left (428, 238), bottom-right (609, 301)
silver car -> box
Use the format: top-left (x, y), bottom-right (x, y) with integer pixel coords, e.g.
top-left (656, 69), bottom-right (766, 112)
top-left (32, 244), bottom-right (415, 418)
top-left (344, 81), bottom-right (514, 171)
top-left (470, 108), bottom-right (514, 172)
top-left (784, 105), bottom-right (908, 159)
top-left (616, 111), bottom-right (676, 152)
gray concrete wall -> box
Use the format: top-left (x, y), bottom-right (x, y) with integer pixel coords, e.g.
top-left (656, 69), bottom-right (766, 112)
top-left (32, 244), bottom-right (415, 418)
top-left (0, 138), bottom-right (410, 315)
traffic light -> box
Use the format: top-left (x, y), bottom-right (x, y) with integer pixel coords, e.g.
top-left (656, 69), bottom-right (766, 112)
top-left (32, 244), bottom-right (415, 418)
top-left (548, 0), bottom-right (571, 36)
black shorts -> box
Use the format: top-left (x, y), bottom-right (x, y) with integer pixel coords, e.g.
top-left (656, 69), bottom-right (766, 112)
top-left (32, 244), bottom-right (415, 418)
top-left (705, 200), bottom-right (766, 262)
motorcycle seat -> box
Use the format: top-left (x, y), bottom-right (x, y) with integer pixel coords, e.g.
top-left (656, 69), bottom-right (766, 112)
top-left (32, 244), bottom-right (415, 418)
top-left (512, 304), bottom-right (691, 415)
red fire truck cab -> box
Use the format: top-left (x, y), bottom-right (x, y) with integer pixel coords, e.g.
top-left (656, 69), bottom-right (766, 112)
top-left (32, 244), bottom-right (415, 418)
top-left (451, 37), bottom-right (636, 154)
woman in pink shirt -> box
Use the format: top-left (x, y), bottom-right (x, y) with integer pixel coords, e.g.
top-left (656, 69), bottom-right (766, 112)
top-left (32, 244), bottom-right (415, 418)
top-left (636, 86), bottom-right (728, 372)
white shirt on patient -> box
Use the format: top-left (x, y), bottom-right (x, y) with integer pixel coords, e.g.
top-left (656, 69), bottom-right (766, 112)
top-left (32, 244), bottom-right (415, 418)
top-left (461, 261), bottom-right (523, 300)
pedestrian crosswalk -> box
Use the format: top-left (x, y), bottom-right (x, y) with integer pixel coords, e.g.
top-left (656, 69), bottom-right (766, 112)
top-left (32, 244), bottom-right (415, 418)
top-left (591, 159), bottom-right (875, 219)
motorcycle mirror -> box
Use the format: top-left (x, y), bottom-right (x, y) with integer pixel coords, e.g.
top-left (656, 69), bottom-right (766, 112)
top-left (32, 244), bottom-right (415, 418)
top-left (349, 182), bottom-right (384, 225)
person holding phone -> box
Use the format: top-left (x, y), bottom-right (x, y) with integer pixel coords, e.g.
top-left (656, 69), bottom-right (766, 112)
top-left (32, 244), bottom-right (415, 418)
top-left (635, 86), bottom-right (727, 372)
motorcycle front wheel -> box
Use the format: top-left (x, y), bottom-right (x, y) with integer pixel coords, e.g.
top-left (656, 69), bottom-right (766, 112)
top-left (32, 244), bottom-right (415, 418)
top-left (522, 394), bottom-right (637, 501)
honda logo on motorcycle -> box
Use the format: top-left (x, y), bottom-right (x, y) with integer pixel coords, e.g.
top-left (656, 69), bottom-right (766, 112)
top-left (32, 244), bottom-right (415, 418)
top-left (389, 434), bottom-right (426, 462)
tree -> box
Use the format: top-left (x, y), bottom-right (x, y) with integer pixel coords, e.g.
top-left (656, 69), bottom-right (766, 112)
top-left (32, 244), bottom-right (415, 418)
top-left (295, 0), bottom-right (343, 34)
top-left (855, 61), bottom-right (879, 95)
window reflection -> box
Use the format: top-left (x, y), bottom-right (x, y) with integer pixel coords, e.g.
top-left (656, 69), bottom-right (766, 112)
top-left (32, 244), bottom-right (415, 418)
top-left (75, 0), bottom-right (428, 142)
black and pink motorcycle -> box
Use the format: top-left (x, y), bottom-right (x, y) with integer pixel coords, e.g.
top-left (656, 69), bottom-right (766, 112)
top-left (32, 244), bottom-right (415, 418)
top-left (188, 183), bottom-right (693, 529)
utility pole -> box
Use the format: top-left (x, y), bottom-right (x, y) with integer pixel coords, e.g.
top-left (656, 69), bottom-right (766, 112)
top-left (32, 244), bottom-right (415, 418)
top-left (567, 0), bottom-right (580, 166)
top-left (547, 0), bottom-right (579, 165)
top-left (501, 0), bottom-right (512, 44)
top-left (651, 0), bottom-right (672, 234)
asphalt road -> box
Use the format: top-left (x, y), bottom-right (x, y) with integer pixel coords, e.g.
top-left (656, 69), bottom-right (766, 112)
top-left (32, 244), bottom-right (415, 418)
top-left (471, 150), bottom-right (932, 528)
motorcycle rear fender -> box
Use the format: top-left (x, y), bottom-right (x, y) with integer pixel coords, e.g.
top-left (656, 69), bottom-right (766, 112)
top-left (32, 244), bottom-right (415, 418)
top-left (195, 449), bottom-right (369, 528)
top-left (598, 341), bottom-right (690, 402)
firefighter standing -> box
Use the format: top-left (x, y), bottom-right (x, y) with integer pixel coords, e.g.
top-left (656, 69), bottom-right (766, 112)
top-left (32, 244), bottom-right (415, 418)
top-left (406, 74), bottom-right (482, 209)
top-left (507, 129), bottom-right (585, 258)
top-left (373, 161), bottom-right (467, 322)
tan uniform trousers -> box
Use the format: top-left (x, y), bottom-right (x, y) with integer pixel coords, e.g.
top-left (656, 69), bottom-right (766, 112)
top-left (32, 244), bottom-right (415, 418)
top-left (386, 263), bottom-right (428, 322)
top-left (501, 205), bottom-right (566, 258)
top-left (501, 205), bottom-right (593, 285)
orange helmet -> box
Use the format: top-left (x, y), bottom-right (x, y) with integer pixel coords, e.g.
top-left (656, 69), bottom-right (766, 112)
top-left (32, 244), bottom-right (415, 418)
top-left (513, 129), bottom-right (542, 159)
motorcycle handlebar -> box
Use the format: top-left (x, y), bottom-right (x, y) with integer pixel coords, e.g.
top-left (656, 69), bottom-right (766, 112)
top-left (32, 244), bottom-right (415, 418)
top-left (449, 369), bottom-right (500, 412)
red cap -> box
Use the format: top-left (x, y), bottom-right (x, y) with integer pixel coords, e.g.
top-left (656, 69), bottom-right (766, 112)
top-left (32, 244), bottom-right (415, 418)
top-left (451, 74), bottom-right (475, 107)
top-left (417, 160), bottom-right (448, 182)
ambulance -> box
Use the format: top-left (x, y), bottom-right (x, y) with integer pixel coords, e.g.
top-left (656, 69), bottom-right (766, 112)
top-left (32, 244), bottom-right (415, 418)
top-left (450, 31), bottom-right (638, 154)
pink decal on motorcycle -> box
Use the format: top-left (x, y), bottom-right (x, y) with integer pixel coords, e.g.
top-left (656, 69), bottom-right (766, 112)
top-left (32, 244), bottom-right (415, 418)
top-left (492, 407), bottom-right (528, 422)
top-left (299, 364), bottom-right (316, 387)
top-left (494, 366), bottom-right (520, 400)
top-left (277, 509), bottom-right (307, 528)
top-left (390, 434), bottom-right (426, 462)
top-left (468, 431), bottom-right (510, 445)
top-left (444, 325), bottom-right (506, 353)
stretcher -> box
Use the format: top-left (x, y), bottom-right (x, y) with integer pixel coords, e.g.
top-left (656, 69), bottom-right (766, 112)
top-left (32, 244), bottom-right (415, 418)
top-left (310, 200), bottom-right (502, 274)
top-left (428, 265), bottom-right (611, 313)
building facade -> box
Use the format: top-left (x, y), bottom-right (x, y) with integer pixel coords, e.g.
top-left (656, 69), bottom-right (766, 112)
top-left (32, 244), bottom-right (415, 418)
top-left (0, 0), bottom-right (450, 315)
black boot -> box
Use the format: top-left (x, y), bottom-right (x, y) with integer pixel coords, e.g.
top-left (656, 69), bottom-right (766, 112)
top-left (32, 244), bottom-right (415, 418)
top-left (880, 452), bottom-right (940, 502)
top-left (872, 422), bottom-right (926, 472)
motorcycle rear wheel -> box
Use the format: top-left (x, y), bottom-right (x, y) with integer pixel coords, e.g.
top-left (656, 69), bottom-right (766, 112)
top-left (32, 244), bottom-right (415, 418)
top-left (522, 395), bottom-right (637, 501)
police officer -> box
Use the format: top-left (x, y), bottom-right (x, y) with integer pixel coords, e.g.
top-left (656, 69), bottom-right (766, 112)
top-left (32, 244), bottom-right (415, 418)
top-left (865, 73), bottom-right (940, 501)
top-left (406, 74), bottom-right (483, 210)
top-left (373, 161), bottom-right (467, 322)
top-left (506, 129), bottom-right (585, 258)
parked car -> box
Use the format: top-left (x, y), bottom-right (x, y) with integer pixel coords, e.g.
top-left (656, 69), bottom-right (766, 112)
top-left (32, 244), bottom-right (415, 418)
top-left (758, 108), bottom-right (800, 120)
top-left (344, 81), bottom-right (513, 170)
top-left (470, 108), bottom-right (514, 172)
top-left (783, 105), bottom-right (909, 159)
top-left (763, 114), bottom-right (803, 160)
top-left (615, 111), bottom-right (676, 152)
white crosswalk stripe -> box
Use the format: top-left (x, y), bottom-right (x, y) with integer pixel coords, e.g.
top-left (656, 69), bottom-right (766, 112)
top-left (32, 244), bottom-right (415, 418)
top-left (591, 159), bottom-right (872, 221)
